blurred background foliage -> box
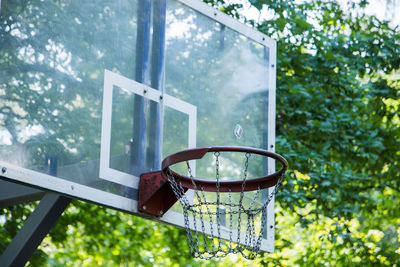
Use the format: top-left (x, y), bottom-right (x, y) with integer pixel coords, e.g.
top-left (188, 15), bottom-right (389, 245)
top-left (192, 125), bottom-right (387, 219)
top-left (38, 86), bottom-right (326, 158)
top-left (1, 0), bottom-right (399, 265)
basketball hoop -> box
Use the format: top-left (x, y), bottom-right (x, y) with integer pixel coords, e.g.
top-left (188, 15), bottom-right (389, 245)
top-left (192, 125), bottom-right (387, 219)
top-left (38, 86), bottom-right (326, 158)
top-left (138, 146), bottom-right (288, 259)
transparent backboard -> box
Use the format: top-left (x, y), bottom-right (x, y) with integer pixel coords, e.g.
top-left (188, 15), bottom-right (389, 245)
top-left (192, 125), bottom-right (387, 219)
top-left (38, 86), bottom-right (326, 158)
top-left (0, 0), bottom-right (276, 252)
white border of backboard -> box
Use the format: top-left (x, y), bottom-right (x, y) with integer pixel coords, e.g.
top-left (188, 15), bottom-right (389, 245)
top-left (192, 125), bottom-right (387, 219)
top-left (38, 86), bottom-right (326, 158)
top-left (0, 160), bottom-right (187, 231)
top-left (99, 70), bottom-right (197, 188)
top-left (266, 40), bottom-right (277, 252)
top-left (177, 0), bottom-right (275, 48)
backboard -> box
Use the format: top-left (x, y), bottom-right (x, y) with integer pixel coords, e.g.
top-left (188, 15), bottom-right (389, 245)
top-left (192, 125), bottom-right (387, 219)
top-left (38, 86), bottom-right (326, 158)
top-left (0, 0), bottom-right (277, 252)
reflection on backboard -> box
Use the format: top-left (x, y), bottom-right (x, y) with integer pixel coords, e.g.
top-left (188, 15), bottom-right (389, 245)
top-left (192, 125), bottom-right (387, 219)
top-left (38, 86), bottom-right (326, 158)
top-left (0, 0), bottom-right (277, 254)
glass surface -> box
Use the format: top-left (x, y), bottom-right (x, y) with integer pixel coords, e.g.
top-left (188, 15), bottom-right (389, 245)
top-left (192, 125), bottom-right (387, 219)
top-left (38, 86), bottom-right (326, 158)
top-left (165, 0), bottom-right (270, 180)
top-left (0, 0), bottom-right (139, 196)
top-left (163, 107), bottom-right (189, 158)
top-left (165, 0), bottom-right (269, 148)
top-left (110, 85), bottom-right (136, 175)
top-left (0, 0), bottom-right (272, 206)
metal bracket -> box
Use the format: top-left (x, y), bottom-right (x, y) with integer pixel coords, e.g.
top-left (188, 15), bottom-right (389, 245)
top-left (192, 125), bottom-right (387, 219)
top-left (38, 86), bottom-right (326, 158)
top-left (0, 180), bottom-right (44, 208)
top-left (0, 192), bottom-right (71, 266)
top-left (138, 171), bottom-right (186, 217)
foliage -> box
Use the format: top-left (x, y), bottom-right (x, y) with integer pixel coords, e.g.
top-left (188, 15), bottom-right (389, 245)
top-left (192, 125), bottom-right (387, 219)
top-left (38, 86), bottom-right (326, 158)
top-left (1, 0), bottom-right (399, 266)
top-left (248, 0), bottom-right (400, 265)
top-left (42, 200), bottom-right (197, 266)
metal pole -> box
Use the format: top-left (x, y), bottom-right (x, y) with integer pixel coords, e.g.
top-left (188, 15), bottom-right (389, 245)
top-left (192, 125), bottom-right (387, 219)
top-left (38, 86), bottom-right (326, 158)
top-left (219, 24), bottom-right (225, 50)
top-left (0, 180), bottom-right (44, 208)
top-left (132, 0), bottom-right (152, 175)
top-left (45, 154), bottom-right (58, 176)
top-left (147, 0), bottom-right (166, 170)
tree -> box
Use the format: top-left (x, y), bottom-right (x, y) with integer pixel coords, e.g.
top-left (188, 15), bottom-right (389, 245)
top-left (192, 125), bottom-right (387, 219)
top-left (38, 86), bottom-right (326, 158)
top-left (248, 0), bottom-right (400, 265)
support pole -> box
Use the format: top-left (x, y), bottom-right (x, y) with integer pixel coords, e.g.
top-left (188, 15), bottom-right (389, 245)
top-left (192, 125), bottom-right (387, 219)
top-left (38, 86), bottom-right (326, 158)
top-left (147, 0), bottom-right (166, 170)
top-left (0, 180), bottom-right (44, 208)
top-left (131, 0), bottom-right (152, 175)
top-left (0, 193), bottom-right (71, 267)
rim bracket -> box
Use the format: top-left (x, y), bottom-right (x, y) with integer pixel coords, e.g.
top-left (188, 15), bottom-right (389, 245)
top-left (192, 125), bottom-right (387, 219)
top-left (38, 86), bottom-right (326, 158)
top-left (138, 171), bottom-right (187, 217)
